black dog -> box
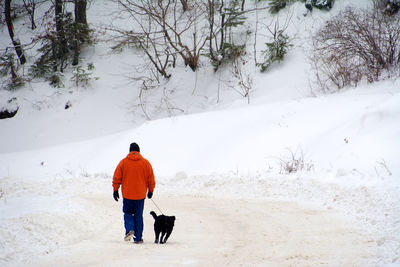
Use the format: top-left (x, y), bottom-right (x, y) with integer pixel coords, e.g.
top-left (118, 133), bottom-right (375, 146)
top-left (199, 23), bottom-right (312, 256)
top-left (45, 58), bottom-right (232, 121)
top-left (150, 211), bottom-right (175, 244)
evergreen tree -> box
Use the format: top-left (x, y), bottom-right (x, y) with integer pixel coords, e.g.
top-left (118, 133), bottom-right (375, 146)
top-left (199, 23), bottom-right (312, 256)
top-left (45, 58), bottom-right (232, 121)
top-left (209, 0), bottom-right (247, 71)
top-left (30, 0), bottom-right (92, 87)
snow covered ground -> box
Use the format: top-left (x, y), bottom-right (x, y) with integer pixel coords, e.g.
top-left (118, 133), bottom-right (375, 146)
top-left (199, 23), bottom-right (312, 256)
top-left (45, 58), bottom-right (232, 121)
top-left (1, 81), bottom-right (399, 266)
top-left (1, 0), bottom-right (400, 266)
top-left (27, 195), bottom-right (379, 266)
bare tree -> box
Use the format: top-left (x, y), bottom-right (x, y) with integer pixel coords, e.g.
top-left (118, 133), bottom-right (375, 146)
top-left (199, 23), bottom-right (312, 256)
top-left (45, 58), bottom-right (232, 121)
top-left (312, 6), bottom-right (400, 91)
top-left (107, 16), bottom-right (174, 79)
top-left (22, 0), bottom-right (37, 29)
top-left (231, 54), bottom-right (252, 103)
top-left (112, 0), bottom-right (210, 78)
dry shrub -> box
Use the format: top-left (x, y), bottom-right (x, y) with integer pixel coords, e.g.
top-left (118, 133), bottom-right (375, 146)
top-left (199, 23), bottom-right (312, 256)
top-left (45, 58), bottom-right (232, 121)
top-left (277, 147), bottom-right (314, 174)
top-left (311, 5), bottom-right (400, 92)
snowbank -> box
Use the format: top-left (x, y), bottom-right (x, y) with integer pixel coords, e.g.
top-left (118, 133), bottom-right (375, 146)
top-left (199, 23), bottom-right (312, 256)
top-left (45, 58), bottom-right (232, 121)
top-left (1, 0), bottom-right (399, 266)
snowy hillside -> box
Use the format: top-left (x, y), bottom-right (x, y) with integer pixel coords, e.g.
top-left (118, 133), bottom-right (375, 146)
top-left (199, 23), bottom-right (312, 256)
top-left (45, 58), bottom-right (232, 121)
top-left (1, 0), bottom-right (400, 266)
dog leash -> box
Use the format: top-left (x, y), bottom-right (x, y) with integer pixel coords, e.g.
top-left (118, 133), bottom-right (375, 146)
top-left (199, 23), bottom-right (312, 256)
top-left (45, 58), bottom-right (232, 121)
top-left (151, 198), bottom-right (164, 215)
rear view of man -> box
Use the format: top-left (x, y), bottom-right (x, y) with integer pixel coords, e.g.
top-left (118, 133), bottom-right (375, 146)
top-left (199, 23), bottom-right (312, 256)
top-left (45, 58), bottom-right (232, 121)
top-left (113, 142), bottom-right (156, 243)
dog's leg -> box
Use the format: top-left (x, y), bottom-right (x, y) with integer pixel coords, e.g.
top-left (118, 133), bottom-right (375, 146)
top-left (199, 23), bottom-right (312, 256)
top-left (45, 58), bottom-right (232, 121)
top-left (160, 232), bottom-right (166, 244)
top-left (163, 231), bottom-right (172, 243)
top-left (155, 229), bottom-right (160, 243)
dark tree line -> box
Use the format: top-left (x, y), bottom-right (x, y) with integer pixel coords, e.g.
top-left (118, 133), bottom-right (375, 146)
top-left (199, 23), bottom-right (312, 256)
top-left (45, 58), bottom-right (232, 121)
top-left (2, 0), bottom-right (91, 88)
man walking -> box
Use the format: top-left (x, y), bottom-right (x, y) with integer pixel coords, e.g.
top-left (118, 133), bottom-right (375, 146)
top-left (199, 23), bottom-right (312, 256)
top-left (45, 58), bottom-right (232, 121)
top-left (113, 142), bottom-right (156, 243)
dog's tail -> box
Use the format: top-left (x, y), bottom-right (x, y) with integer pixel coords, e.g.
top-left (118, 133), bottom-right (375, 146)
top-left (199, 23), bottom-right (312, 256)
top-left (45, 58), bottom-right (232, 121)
top-left (150, 211), bottom-right (158, 220)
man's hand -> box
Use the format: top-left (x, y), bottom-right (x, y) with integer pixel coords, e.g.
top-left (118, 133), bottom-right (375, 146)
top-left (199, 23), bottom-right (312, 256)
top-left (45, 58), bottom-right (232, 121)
top-left (147, 191), bottom-right (153, 199)
top-left (113, 190), bottom-right (119, 202)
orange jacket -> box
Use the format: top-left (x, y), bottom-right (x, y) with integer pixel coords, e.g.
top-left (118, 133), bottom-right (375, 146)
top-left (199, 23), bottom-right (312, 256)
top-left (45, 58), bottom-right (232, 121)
top-left (112, 152), bottom-right (156, 200)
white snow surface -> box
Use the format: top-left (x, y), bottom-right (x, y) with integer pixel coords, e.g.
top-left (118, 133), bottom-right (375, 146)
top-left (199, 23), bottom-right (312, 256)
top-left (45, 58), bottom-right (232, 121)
top-left (1, 1), bottom-right (400, 266)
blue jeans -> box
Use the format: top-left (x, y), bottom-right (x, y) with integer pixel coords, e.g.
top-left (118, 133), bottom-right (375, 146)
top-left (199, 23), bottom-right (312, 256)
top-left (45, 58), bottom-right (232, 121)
top-left (123, 198), bottom-right (145, 241)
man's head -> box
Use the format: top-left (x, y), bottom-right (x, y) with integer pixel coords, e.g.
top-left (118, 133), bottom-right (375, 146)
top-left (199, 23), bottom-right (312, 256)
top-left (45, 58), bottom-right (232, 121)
top-left (130, 142), bottom-right (140, 152)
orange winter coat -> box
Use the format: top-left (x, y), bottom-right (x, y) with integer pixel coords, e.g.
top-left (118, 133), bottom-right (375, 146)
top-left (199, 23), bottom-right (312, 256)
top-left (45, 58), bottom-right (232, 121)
top-left (112, 152), bottom-right (156, 200)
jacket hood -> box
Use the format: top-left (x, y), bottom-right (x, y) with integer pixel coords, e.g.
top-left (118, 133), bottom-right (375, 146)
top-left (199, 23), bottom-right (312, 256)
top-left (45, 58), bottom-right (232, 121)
top-left (126, 151), bottom-right (143, 161)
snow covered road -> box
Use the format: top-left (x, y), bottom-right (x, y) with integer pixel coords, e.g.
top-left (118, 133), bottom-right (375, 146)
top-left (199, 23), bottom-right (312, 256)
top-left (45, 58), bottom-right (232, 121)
top-left (29, 194), bottom-right (376, 267)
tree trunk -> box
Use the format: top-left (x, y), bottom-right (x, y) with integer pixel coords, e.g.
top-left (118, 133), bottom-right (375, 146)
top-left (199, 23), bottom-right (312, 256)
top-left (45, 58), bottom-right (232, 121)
top-left (219, 0), bottom-right (225, 52)
top-left (179, 0), bottom-right (188, 12)
top-left (22, 0), bottom-right (37, 29)
top-left (55, 0), bottom-right (68, 60)
top-left (72, 39), bottom-right (80, 66)
top-left (208, 0), bottom-right (215, 60)
top-left (5, 0), bottom-right (26, 65)
top-left (74, 0), bottom-right (87, 25)
top-left (72, 0), bottom-right (88, 65)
